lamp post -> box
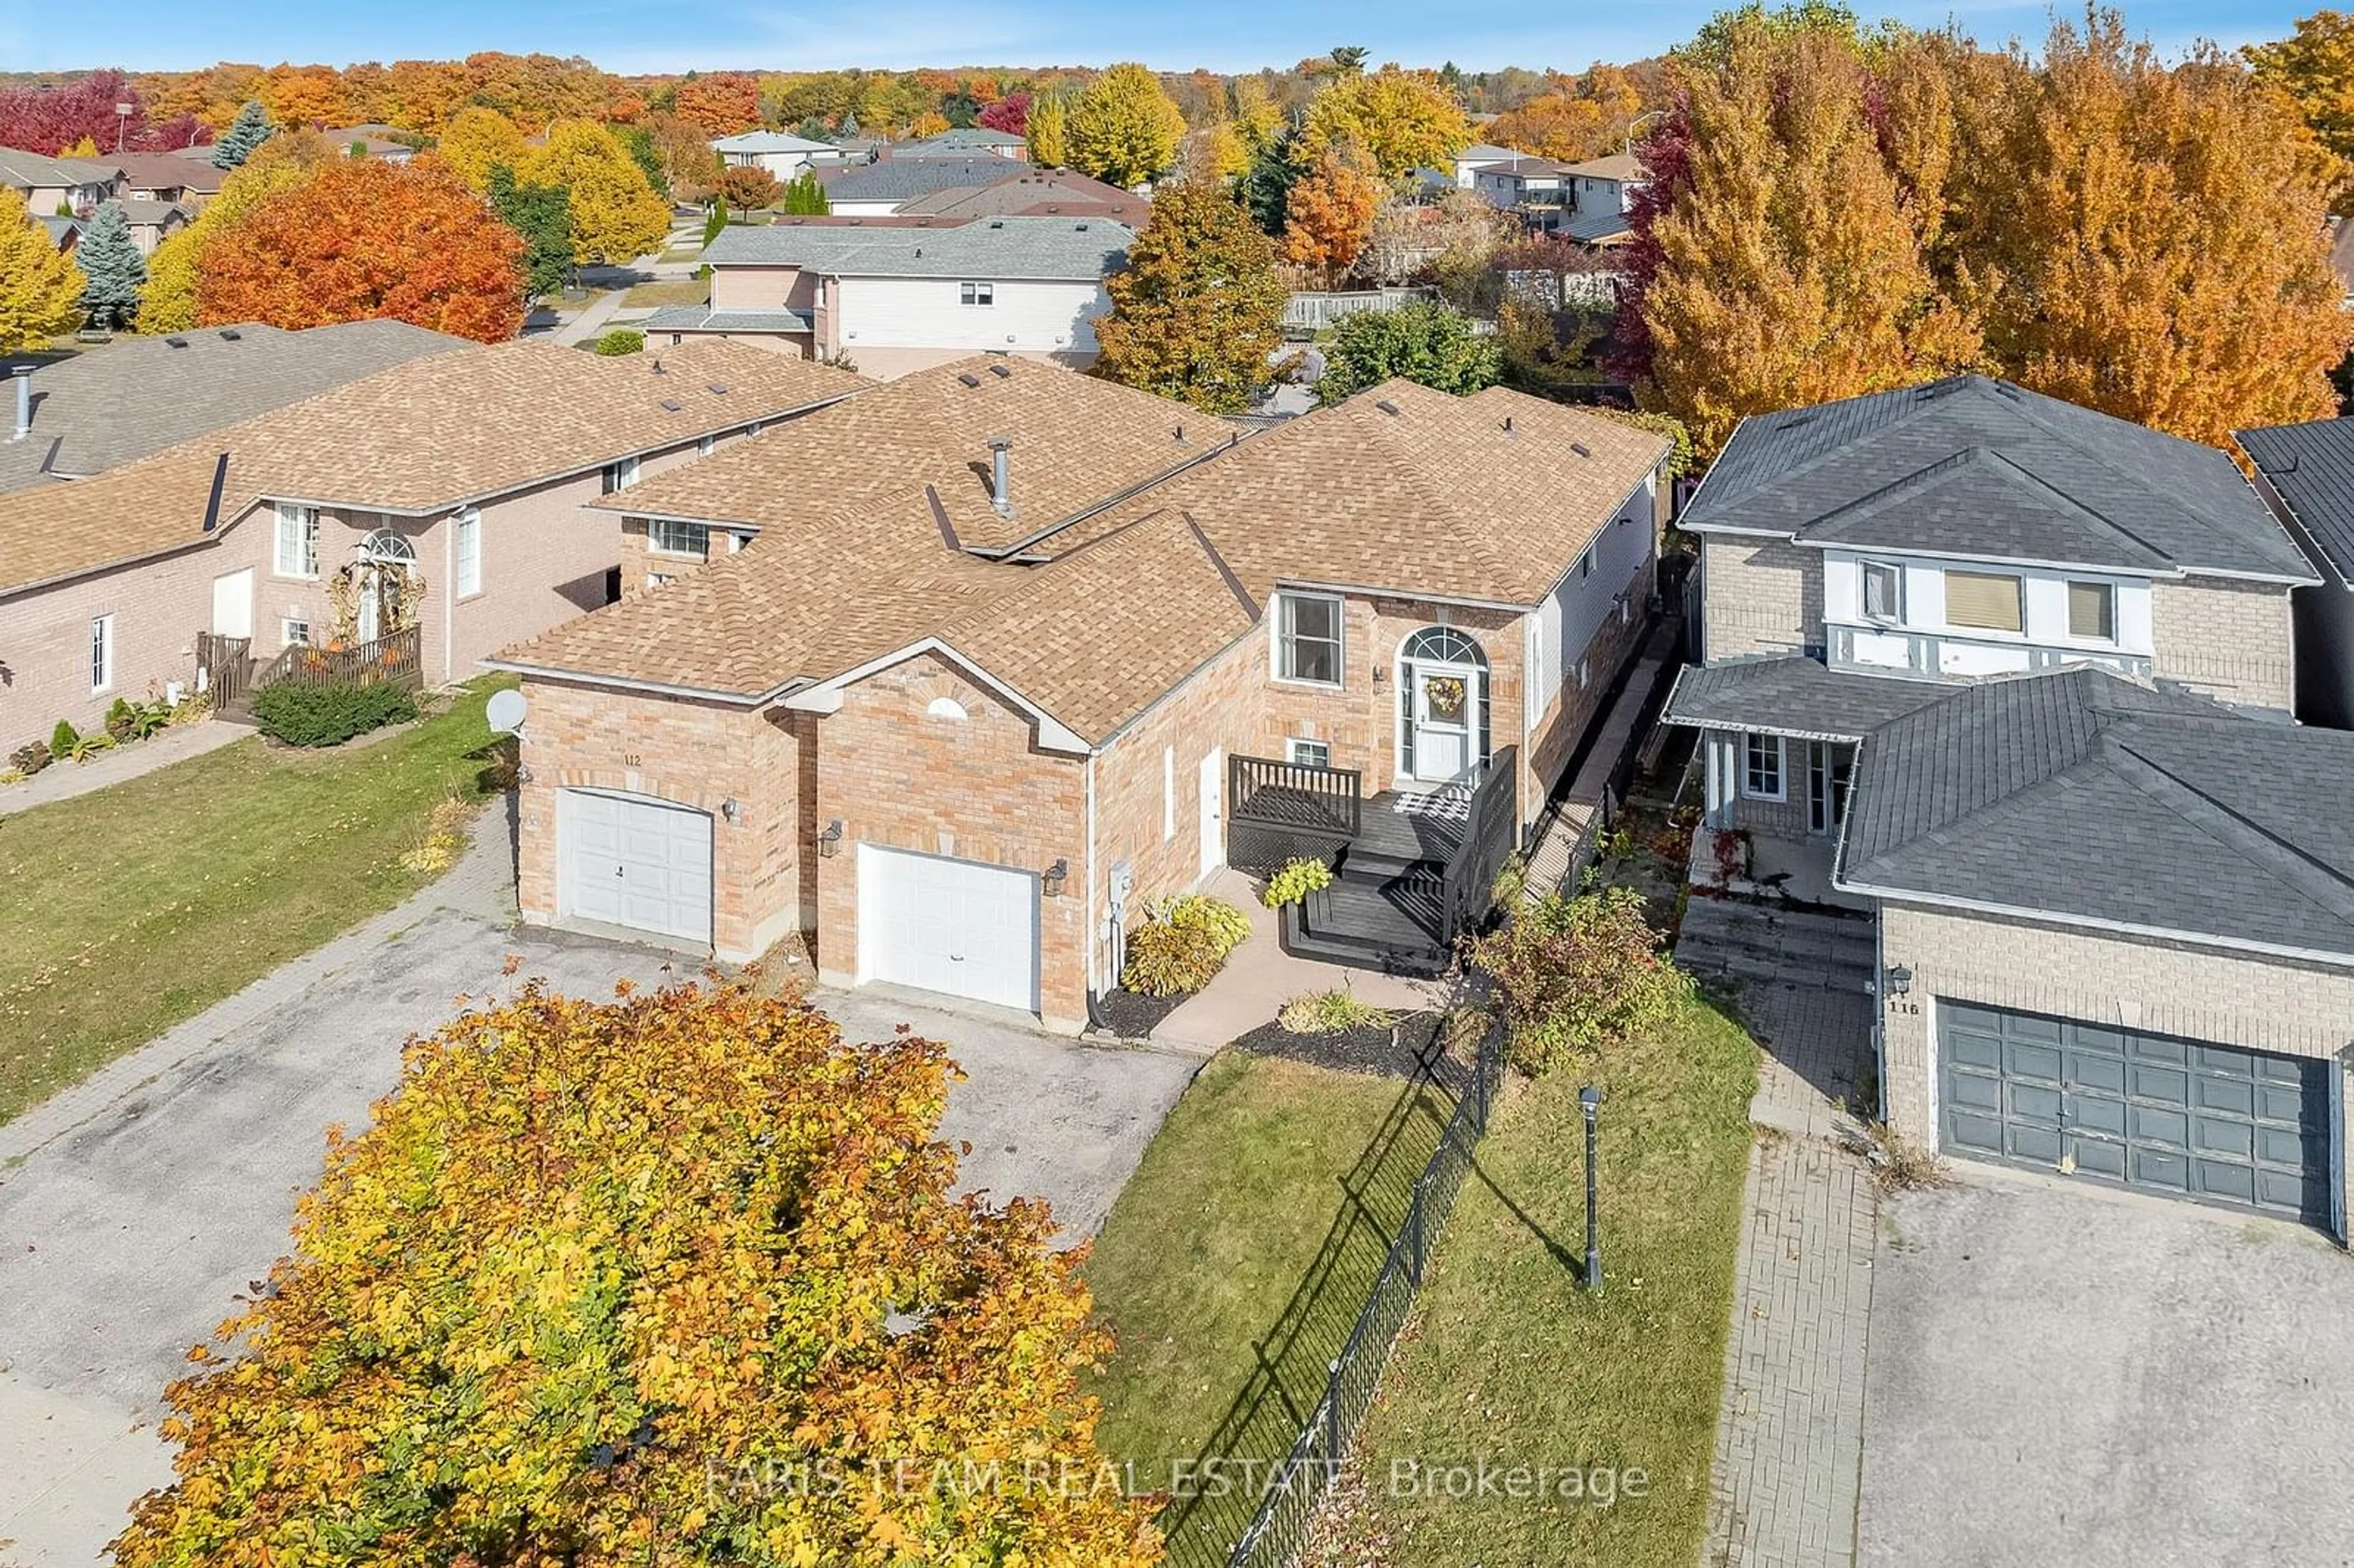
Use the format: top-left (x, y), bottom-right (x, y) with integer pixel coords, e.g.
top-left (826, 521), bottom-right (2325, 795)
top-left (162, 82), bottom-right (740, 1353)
top-left (1624, 108), bottom-right (1667, 162)
top-left (1579, 1084), bottom-right (1604, 1292)
top-left (115, 102), bottom-right (132, 156)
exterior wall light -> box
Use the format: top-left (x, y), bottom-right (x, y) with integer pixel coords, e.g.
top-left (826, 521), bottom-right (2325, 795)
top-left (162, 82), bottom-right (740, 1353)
top-left (1885, 964), bottom-right (1913, 997)
top-left (817, 820), bottom-right (844, 858)
top-left (1043, 858), bottom-right (1068, 897)
top-left (720, 797), bottom-right (743, 826)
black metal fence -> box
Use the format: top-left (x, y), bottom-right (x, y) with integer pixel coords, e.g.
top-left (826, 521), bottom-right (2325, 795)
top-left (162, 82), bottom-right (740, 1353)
top-left (1222, 1018), bottom-right (1507, 1568)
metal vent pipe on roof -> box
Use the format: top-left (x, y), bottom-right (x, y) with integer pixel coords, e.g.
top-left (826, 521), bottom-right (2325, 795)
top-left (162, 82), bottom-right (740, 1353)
top-left (987, 435), bottom-right (1013, 516)
top-left (11, 368), bottom-right (29, 442)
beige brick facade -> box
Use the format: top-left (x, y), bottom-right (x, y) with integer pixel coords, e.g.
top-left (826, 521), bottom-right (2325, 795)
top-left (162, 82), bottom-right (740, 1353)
top-left (1701, 535), bottom-right (1819, 662)
top-left (2150, 574), bottom-right (2298, 712)
top-left (1877, 902), bottom-right (2354, 1225)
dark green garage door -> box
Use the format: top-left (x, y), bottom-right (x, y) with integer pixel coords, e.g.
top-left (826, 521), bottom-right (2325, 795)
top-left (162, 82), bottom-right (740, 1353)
top-left (1938, 1001), bottom-right (2337, 1228)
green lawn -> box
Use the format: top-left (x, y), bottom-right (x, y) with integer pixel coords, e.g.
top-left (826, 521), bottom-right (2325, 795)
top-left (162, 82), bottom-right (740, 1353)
top-left (0, 682), bottom-right (513, 1125)
top-left (1339, 994), bottom-right (1759, 1566)
top-left (1084, 1050), bottom-right (1453, 1568)
top-left (620, 278), bottom-right (709, 309)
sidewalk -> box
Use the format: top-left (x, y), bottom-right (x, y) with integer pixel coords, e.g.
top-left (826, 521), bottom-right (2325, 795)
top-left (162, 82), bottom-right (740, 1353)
top-left (552, 287), bottom-right (628, 347)
top-left (0, 721), bottom-right (248, 818)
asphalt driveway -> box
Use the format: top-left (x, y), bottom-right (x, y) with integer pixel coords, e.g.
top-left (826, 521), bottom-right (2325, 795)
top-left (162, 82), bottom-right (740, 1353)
top-left (0, 832), bottom-right (1196, 1565)
top-left (1862, 1171), bottom-right (2354, 1568)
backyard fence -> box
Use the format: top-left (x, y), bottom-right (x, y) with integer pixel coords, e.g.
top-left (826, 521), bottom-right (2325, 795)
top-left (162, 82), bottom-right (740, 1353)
top-left (1222, 1017), bottom-right (1507, 1568)
top-left (1281, 286), bottom-right (1438, 335)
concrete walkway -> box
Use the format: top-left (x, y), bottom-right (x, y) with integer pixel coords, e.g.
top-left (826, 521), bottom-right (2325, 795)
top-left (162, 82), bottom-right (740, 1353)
top-left (1148, 869), bottom-right (1453, 1051)
top-left (1524, 619), bottom-right (1682, 901)
top-left (552, 287), bottom-right (628, 347)
top-left (1682, 898), bottom-right (1881, 1568)
top-left (0, 721), bottom-right (248, 818)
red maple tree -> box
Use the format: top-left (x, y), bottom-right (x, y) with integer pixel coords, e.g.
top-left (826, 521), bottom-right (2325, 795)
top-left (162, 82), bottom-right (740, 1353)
top-left (978, 91), bottom-right (1032, 136)
top-left (197, 159), bottom-right (527, 343)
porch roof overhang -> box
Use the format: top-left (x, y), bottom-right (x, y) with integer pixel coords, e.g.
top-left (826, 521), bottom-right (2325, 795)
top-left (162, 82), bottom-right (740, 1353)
top-left (1663, 656), bottom-right (1952, 744)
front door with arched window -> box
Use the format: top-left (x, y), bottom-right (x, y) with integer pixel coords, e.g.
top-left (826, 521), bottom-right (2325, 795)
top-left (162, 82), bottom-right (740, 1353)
top-left (1397, 626), bottom-right (1490, 786)
top-left (353, 528), bottom-right (418, 644)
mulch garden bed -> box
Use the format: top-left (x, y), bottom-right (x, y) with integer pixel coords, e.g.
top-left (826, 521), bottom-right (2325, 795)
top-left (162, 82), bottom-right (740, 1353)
top-left (1234, 1009), bottom-right (1463, 1087)
top-left (1091, 986), bottom-right (1190, 1040)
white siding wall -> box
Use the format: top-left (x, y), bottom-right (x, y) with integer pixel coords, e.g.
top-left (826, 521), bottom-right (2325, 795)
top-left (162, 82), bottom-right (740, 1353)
top-left (1821, 549), bottom-right (2155, 658)
top-left (1525, 475), bottom-right (1656, 727)
top-left (833, 275), bottom-right (1109, 357)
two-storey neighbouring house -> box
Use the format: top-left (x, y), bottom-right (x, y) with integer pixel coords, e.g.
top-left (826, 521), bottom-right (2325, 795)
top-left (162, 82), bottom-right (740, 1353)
top-left (1666, 375), bottom-right (2354, 1242)
top-left (487, 358), bottom-right (1670, 1031)
top-left (639, 217), bottom-right (1129, 379)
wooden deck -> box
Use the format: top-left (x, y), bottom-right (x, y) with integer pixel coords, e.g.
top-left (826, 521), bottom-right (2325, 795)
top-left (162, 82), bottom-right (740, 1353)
top-left (1350, 788), bottom-right (1471, 866)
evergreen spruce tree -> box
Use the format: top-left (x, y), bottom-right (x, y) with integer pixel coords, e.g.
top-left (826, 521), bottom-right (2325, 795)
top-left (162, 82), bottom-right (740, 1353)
top-left (211, 101), bottom-right (272, 170)
top-left (75, 204), bottom-right (145, 330)
top-left (485, 164), bottom-right (576, 299)
top-left (779, 171), bottom-right (830, 215)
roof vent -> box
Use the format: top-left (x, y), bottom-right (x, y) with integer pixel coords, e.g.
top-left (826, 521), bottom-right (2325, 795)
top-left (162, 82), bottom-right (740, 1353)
top-left (706, 382), bottom-right (728, 395)
top-left (1503, 415), bottom-right (1514, 433)
top-left (1571, 441), bottom-right (1593, 458)
top-left (988, 362), bottom-right (1011, 378)
top-left (1375, 399), bottom-right (1401, 417)
top-left (986, 435), bottom-right (1013, 517)
top-left (914, 246), bottom-right (923, 257)
top-left (958, 371), bottom-right (982, 387)
top-left (1075, 222), bottom-right (1089, 231)
top-left (216, 327), bottom-right (240, 340)
top-left (164, 335), bottom-right (188, 348)
top-left (650, 357), bottom-right (666, 375)
top-left (660, 398), bottom-right (683, 412)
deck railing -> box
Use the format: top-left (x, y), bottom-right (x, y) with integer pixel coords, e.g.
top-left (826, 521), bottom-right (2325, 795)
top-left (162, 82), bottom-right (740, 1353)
top-left (1438, 745), bottom-right (1518, 942)
top-left (253, 625), bottom-right (424, 694)
top-left (1227, 755), bottom-right (1363, 872)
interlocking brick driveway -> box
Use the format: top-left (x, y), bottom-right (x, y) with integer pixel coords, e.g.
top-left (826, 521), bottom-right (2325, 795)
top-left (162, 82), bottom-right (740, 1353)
top-left (0, 812), bottom-right (1194, 1566)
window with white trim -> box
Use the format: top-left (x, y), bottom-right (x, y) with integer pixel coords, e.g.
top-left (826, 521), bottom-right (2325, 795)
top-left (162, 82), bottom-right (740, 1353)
top-left (1287, 737), bottom-right (1331, 769)
top-left (274, 503), bottom-right (318, 577)
top-left (1743, 733), bottom-right (1785, 801)
top-left (1577, 547), bottom-right (1593, 579)
top-left (649, 518), bottom-right (710, 558)
top-left (89, 614), bottom-right (113, 693)
top-left (282, 617), bottom-right (311, 649)
top-left (602, 455), bottom-right (642, 494)
top-left (1945, 569), bottom-right (2023, 633)
top-left (959, 281), bottom-right (995, 306)
top-left (698, 435), bottom-right (716, 457)
top-left (1861, 560), bottom-right (1903, 623)
top-left (2066, 579), bottom-right (2115, 642)
top-left (1273, 592), bottom-right (1343, 686)
top-left (454, 509), bottom-right (482, 596)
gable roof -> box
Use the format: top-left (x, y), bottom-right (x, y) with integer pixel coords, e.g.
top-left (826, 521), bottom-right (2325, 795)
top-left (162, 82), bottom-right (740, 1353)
top-left (703, 215), bottom-right (1127, 280)
top-left (894, 168), bottom-right (1147, 225)
top-left (1836, 666), bottom-right (2354, 962)
top-left (1664, 655), bottom-right (1952, 742)
top-left (711, 130), bottom-right (839, 155)
top-left (114, 152), bottom-right (225, 194)
top-left (1686, 376), bottom-right (2315, 582)
top-left (1053, 379), bottom-right (1668, 605)
top-left (815, 156), bottom-right (1021, 204)
top-left (2234, 417), bottom-right (2354, 582)
top-left (1, 319), bottom-right (466, 495)
top-left (896, 128), bottom-right (1030, 155)
top-left (1562, 153), bottom-right (1642, 181)
top-left (0, 338), bottom-right (869, 596)
top-left (584, 354), bottom-right (1217, 554)
top-left (0, 145), bottom-right (120, 191)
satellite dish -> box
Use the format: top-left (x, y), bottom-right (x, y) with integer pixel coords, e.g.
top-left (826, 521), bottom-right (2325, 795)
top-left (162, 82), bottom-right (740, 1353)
top-left (486, 688), bottom-right (528, 736)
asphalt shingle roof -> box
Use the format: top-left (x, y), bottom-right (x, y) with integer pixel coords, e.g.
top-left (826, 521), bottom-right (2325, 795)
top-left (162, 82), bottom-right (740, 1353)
top-left (0, 320), bottom-right (467, 495)
top-left (1836, 667), bottom-right (2354, 959)
top-left (815, 157), bottom-right (1029, 204)
top-left (1686, 376), bottom-right (2317, 581)
top-left (637, 306), bottom-right (814, 335)
top-left (1663, 656), bottom-right (1952, 741)
top-left (704, 215), bottom-right (1128, 279)
top-left (0, 145), bottom-right (120, 191)
top-left (2234, 417), bottom-right (2354, 582)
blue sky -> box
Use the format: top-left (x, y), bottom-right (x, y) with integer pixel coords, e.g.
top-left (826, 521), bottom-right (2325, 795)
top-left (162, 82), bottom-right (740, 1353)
top-left (1, 0), bottom-right (2308, 76)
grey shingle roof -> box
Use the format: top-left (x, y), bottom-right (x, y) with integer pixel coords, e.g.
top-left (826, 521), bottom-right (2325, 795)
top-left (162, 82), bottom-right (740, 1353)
top-left (712, 131), bottom-right (838, 154)
top-left (1559, 208), bottom-right (1632, 243)
top-left (0, 145), bottom-right (120, 191)
top-left (1836, 667), bottom-right (2354, 959)
top-left (1664, 656), bottom-right (1952, 740)
top-left (702, 216), bottom-right (1130, 280)
top-left (897, 129), bottom-right (1029, 155)
top-left (638, 306), bottom-right (813, 335)
top-left (0, 319), bottom-right (466, 495)
top-left (1687, 376), bottom-right (2317, 581)
top-left (2234, 417), bottom-right (2354, 581)
top-left (816, 157), bottom-right (1018, 204)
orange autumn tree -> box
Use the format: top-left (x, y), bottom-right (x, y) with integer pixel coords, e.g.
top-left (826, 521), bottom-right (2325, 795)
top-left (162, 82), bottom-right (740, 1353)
top-left (114, 981), bottom-right (1164, 1568)
top-left (197, 158), bottom-right (527, 342)
top-left (1280, 143), bottom-right (1384, 283)
top-left (672, 70), bottom-right (763, 135)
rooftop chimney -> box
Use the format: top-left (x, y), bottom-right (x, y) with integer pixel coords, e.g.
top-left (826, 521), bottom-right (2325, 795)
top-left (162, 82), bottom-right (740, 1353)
top-left (11, 368), bottom-right (29, 443)
top-left (986, 435), bottom-right (1013, 517)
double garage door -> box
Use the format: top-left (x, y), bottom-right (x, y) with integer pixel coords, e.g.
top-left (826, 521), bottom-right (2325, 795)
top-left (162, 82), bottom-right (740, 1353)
top-left (1940, 1001), bottom-right (2339, 1230)
top-left (557, 790), bottom-right (714, 946)
top-left (857, 845), bottom-right (1040, 1013)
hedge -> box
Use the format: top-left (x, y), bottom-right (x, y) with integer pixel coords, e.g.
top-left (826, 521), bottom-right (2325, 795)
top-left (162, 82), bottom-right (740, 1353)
top-left (251, 680), bottom-right (419, 748)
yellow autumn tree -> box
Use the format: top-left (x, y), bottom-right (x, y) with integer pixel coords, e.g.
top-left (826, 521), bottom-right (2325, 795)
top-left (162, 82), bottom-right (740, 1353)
top-left (1027, 92), bottom-right (1068, 167)
top-left (1280, 144), bottom-right (1384, 283)
top-left (0, 190), bottom-right (86, 349)
top-left (2246, 9), bottom-right (2354, 212)
top-left (1067, 63), bottom-right (1186, 187)
top-left (1300, 64), bottom-right (1471, 181)
top-left (137, 132), bottom-right (332, 333)
top-left (1628, 13), bottom-right (1982, 456)
top-left (113, 981), bottom-right (1164, 1568)
top-left (433, 105), bottom-right (527, 193)
top-left (1964, 15), bottom-right (2351, 444)
top-left (527, 118), bottom-right (671, 265)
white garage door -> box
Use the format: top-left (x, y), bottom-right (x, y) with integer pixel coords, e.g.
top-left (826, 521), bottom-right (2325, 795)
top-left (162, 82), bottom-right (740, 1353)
top-left (557, 790), bottom-right (714, 945)
top-left (857, 844), bottom-right (1038, 1011)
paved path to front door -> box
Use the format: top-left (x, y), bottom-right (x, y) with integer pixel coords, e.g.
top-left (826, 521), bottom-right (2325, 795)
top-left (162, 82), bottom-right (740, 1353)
top-left (1681, 896), bottom-right (1881, 1568)
top-left (0, 719), bottom-right (248, 817)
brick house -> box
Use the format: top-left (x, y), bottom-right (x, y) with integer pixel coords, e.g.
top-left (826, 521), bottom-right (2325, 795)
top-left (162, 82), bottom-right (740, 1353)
top-left (0, 340), bottom-right (865, 739)
top-left (488, 359), bottom-right (1670, 1032)
top-left (1664, 375), bottom-right (2354, 1239)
